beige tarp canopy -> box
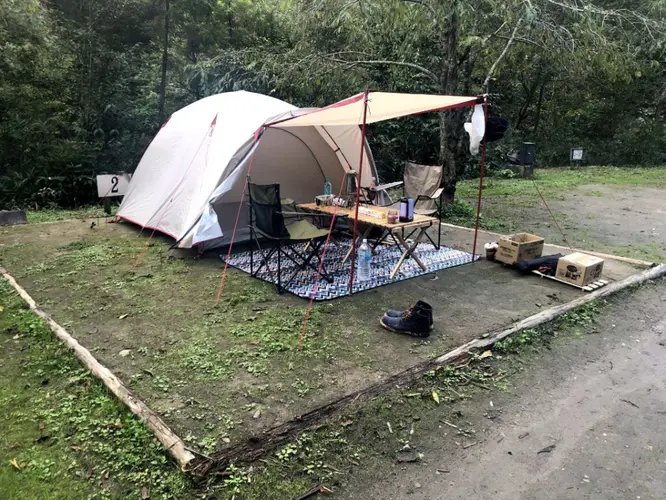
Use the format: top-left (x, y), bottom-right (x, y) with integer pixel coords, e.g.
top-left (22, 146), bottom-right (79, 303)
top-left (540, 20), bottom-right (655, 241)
top-left (270, 92), bottom-right (480, 128)
top-left (267, 90), bottom-right (487, 284)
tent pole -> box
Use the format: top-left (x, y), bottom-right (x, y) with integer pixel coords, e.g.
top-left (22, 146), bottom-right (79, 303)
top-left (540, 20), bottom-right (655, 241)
top-left (471, 97), bottom-right (489, 262)
top-left (348, 90), bottom-right (370, 295)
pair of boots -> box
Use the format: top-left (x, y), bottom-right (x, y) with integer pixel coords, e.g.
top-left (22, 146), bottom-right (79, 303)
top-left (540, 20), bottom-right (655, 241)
top-left (380, 300), bottom-right (433, 338)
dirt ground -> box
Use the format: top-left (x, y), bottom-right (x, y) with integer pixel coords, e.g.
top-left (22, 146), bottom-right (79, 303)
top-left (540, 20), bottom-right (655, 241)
top-left (343, 279), bottom-right (666, 500)
top-left (476, 184), bottom-right (666, 263)
top-left (0, 214), bottom-right (643, 456)
top-left (340, 177), bottom-right (666, 499)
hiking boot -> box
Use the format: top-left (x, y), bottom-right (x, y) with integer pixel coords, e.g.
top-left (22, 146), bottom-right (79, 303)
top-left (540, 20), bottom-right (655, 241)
top-left (385, 301), bottom-right (433, 331)
top-left (380, 304), bottom-right (431, 338)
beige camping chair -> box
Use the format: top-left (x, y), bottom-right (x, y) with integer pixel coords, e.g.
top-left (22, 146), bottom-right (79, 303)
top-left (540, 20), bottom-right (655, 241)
top-left (376, 162), bottom-right (444, 248)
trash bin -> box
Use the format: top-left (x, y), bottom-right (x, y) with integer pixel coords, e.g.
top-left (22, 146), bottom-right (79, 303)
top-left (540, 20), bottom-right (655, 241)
top-left (519, 142), bottom-right (535, 165)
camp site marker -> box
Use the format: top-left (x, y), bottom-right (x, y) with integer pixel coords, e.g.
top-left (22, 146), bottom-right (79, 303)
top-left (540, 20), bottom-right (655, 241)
top-left (97, 173), bottom-right (131, 198)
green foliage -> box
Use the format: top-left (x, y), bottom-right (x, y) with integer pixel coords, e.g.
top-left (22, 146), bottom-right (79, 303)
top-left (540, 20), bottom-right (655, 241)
top-left (495, 300), bottom-right (603, 353)
top-left (0, 0), bottom-right (664, 208)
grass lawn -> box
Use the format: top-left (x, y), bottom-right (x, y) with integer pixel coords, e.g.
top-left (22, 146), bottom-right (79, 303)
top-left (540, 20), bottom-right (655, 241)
top-left (0, 279), bottom-right (191, 499)
top-left (4, 218), bottom-right (547, 498)
top-left (456, 165), bottom-right (666, 200)
top-left (449, 166), bottom-right (666, 262)
top-left (25, 206), bottom-right (117, 224)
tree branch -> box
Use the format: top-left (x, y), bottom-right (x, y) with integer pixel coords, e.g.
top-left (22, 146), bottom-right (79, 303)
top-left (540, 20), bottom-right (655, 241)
top-left (493, 34), bottom-right (547, 50)
top-left (324, 53), bottom-right (438, 82)
top-left (543, 0), bottom-right (661, 39)
top-left (457, 20), bottom-right (508, 69)
top-left (401, 0), bottom-right (437, 25)
top-left (483, 17), bottom-right (524, 92)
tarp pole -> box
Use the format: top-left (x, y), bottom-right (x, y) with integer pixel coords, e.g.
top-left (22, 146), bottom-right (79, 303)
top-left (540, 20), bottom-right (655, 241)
top-left (348, 90), bottom-right (370, 294)
top-left (471, 97), bottom-right (489, 261)
top-left (297, 174), bottom-right (348, 350)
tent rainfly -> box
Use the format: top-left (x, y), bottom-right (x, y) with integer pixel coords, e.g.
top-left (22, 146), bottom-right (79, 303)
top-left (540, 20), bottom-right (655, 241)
top-left (117, 91), bottom-right (378, 249)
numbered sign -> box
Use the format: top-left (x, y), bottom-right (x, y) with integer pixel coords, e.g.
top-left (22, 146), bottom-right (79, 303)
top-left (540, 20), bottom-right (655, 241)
top-left (570, 148), bottom-right (585, 162)
top-left (96, 173), bottom-right (131, 198)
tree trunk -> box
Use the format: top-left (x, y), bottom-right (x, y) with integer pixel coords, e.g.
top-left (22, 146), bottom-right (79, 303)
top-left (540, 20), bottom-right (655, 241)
top-left (533, 81), bottom-right (546, 135)
top-left (439, 0), bottom-right (462, 204)
top-left (158, 0), bottom-right (170, 124)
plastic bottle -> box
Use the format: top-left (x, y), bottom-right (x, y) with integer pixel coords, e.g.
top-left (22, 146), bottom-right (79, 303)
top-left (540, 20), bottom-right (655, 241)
top-left (357, 239), bottom-right (372, 282)
top-left (323, 177), bottom-right (332, 196)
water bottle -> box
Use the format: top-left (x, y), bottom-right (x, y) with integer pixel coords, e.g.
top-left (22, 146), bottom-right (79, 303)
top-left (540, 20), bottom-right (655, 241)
top-left (323, 177), bottom-right (332, 196)
top-left (357, 239), bottom-right (372, 282)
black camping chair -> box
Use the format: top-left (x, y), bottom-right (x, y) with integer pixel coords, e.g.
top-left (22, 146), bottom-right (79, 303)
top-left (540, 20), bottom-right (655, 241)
top-left (247, 180), bottom-right (333, 294)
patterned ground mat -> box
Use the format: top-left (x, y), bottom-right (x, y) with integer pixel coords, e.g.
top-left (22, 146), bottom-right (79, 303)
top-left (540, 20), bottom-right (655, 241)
top-left (221, 239), bottom-right (479, 300)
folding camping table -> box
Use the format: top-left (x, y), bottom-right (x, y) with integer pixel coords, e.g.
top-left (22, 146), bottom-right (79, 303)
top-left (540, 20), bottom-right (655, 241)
top-left (297, 203), bottom-right (439, 279)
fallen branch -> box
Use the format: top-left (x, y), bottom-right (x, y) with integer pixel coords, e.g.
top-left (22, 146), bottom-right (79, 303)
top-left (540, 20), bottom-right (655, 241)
top-left (0, 266), bottom-right (196, 471)
top-left (295, 485), bottom-right (332, 500)
top-left (620, 398), bottom-right (639, 409)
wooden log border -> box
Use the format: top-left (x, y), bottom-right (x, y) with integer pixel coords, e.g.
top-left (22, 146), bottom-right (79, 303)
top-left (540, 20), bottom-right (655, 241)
top-left (0, 266), bottom-right (197, 471)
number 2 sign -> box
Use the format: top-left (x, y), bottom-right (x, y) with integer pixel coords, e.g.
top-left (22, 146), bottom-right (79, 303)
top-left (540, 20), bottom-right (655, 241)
top-left (96, 173), bottom-right (131, 198)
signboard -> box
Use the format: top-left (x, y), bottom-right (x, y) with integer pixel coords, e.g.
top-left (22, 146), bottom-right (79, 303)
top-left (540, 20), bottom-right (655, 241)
top-left (570, 148), bottom-right (584, 162)
top-left (96, 173), bottom-right (131, 198)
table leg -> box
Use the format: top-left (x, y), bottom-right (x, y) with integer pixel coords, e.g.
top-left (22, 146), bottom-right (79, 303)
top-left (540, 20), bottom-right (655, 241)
top-left (390, 229), bottom-right (427, 279)
top-left (342, 226), bottom-right (372, 264)
top-left (370, 229), bottom-right (390, 254)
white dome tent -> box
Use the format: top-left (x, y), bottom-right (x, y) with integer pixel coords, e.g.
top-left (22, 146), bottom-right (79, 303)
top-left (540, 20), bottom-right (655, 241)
top-left (117, 91), bottom-right (379, 249)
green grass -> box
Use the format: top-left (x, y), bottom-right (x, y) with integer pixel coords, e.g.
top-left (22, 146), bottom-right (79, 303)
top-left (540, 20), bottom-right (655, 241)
top-left (456, 165), bottom-right (666, 200)
top-left (0, 280), bottom-right (191, 499)
top-left (26, 206), bottom-right (117, 224)
top-left (437, 199), bottom-right (510, 232)
top-left (0, 226), bottom-right (393, 463)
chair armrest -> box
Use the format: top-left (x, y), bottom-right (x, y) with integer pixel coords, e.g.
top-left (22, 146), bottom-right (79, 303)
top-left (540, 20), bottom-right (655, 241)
top-left (370, 181), bottom-right (404, 207)
top-left (373, 181), bottom-right (404, 192)
top-left (416, 187), bottom-right (445, 201)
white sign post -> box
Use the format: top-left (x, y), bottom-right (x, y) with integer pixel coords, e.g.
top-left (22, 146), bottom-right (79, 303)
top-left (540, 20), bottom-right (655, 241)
top-left (96, 173), bottom-right (131, 198)
top-left (570, 147), bottom-right (585, 166)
